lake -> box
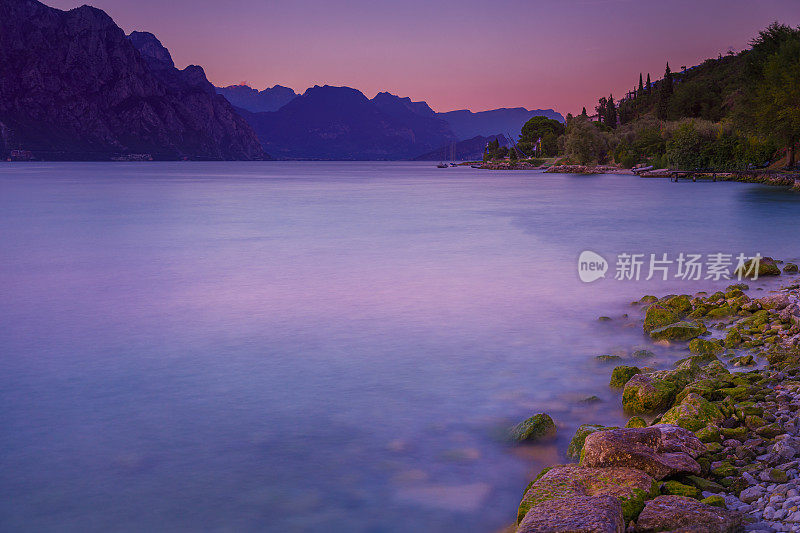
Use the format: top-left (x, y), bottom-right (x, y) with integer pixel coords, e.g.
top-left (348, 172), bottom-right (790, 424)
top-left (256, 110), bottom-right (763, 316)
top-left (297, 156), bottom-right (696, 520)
top-left (1, 162), bottom-right (798, 532)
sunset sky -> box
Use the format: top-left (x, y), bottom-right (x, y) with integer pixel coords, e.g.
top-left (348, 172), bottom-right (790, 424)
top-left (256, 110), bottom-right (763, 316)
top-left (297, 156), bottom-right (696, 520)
top-left (48, 0), bottom-right (800, 115)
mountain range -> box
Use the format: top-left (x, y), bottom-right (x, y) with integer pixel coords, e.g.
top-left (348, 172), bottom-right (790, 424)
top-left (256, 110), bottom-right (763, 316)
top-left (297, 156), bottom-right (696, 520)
top-left (219, 83), bottom-right (563, 160)
top-left (0, 0), bottom-right (562, 161)
top-left (0, 0), bottom-right (264, 160)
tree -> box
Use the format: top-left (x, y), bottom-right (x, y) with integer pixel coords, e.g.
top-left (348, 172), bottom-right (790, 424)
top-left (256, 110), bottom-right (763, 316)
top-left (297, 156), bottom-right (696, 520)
top-left (605, 94), bottom-right (617, 128)
top-left (519, 116), bottom-right (565, 156)
top-left (657, 63), bottom-right (674, 119)
top-left (509, 147), bottom-right (518, 161)
top-left (638, 73), bottom-right (644, 96)
top-left (646, 73), bottom-right (651, 97)
top-left (581, 107), bottom-right (587, 117)
top-left (563, 115), bottom-right (611, 164)
top-left (596, 96), bottom-right (608, 124)
top-left (740, 23), bottom-right (800, 167)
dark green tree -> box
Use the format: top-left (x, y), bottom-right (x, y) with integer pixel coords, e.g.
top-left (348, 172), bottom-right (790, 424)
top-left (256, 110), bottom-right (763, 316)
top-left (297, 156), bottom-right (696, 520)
top-left (581, 107), bottom-right (587, 117)
top-left (638, 73), bottom-right (644, 96)
top-left (518, 116), bottom-right (565, 156)
top-left (605, 94), bottom-right (617, 128)
top-left (657, 63), bottom-right (674, 119)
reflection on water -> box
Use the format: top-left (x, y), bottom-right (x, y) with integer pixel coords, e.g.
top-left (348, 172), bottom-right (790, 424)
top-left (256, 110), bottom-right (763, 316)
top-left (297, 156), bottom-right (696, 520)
top-left (0, 162), bottom-right (798, 532)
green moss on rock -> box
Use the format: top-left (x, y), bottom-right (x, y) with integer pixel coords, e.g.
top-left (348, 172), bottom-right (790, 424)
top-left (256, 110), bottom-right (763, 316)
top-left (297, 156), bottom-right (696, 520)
top-left (510, 413), bottom-right (557, 442)
top-left (662, 480), bottom-right (700, 498)
top-left (650, 321), bottom-right (707, 341)
top-left (644, 304), bottom-right (679, 333)
top-left (610, 365), bottom-right (641, 388)
top-left (625, 416), bottom-right (647, 428)
top-left (689, 338), bottom-right (724, 357)
top-left (567, 424), bottom-right (615, 460)
top-left (660, 393), bottom-right (724, 432)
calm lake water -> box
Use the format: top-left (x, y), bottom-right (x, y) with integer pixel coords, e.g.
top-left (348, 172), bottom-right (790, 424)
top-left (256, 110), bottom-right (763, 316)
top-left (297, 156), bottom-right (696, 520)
top-left (1, 162), bottom-right (799, 532)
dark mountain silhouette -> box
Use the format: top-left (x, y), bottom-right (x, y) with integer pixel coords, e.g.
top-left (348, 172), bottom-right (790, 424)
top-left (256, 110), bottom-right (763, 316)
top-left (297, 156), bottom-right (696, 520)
top-left (0, 0), bottom-right (264, 160)
top-left (413, 135), bottom-right (510, 161)
top-left (438, 107), bottom-right (564, 141)
top-left (241, 86), bottom-right (457, 160)
top-left (215, 84), bottom-right (298, 113)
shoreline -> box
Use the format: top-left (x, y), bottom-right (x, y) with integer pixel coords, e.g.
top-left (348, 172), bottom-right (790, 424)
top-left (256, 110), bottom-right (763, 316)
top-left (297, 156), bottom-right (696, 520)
top-left (509, 259), bottom-right (800, 532)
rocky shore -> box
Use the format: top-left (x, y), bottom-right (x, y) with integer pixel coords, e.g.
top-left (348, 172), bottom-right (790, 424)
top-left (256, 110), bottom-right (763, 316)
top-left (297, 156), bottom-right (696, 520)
top-left (510, 257), bottom-right (800, 532)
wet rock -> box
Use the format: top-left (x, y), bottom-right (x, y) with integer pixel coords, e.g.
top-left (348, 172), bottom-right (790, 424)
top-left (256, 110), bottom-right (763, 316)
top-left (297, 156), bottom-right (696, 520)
top-left (644, 305), bottom-right (680, 333)
top-left (510, 413), bottom-right (556, 443)
top-left (517, 464), bottom-right (656, 525)
top-left (516, 495), bottom-right (624, 533)
top-left (650, 321), bottom-right (708, 342)
top-left (758, 293), bottom-right (791, 311)
top-left (611, 365), bottom-right (642, 388)
top-left (632, 349), bottom-right (656, 360)
top-left (568, 424), bottom-right (615, 460)
top-left (690, 338), bottom-right (726, 357)
top-left (661, 480), bottom-right (700, 498)
top-left (784, 263), bottom-right (798, 274)
top-left (660, 393), bottom-right (725, 432)
top-left (580, 427), bottom-right (702, 480)
top-left (623, 374), bottom-right (678, 414)
top-left (635, 495), bottom-right (742, 532)
top-left (626, 417), bottom-right (648, 428)
top-left (597, 355), bottom-right (624, 363)
top-left (735, 257), bottom-right (781, 278)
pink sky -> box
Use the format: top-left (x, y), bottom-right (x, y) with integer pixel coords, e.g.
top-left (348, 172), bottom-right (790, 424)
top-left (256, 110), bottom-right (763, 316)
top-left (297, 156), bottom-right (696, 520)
top-left (48, 0), bottom-right (800, 115)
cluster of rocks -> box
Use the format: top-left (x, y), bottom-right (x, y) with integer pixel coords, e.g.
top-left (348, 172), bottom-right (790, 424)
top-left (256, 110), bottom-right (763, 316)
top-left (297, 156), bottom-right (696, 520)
top-left (510, 260), bottom-right (800, 532)
top-left (544, 165), bottom-right (633, 175)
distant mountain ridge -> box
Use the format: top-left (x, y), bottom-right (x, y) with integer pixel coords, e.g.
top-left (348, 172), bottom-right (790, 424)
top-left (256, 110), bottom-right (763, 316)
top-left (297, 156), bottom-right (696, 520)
top-left (438, 107), bottom-right (564, 141)
top-left (239, 86), bottom-right (457, 160)
top-left (219, 83), bottom-right (563, 160)
top-left (215, 84), bottom-right (298, 113)
top-left (0, 0), bottom-right (264, 160)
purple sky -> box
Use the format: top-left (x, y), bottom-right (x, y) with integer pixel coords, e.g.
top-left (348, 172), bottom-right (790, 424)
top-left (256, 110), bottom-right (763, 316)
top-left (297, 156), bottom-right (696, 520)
top-left (48, 0), bottom-right (800, 115)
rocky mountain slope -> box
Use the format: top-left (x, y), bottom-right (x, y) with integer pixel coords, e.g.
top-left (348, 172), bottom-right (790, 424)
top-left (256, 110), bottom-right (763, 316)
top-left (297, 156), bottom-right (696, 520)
top-left (215, 84), bottom-right (298, 113)
top-left (0, 0), bottom-right (264, 160)
top-left (439, 107), bottom-right (564, 141)
top-left (240, 86), bottom-right (457, 160)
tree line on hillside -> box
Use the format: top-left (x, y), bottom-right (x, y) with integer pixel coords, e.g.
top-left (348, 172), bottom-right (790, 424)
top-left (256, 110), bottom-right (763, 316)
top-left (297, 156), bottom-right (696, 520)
top-left (483, 23), bottom-right (800, 170)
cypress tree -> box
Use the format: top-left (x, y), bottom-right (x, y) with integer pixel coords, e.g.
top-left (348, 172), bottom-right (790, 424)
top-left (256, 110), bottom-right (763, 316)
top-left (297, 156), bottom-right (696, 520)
top-left (606, 94), bottom-right (617, 127)
top-left (638, 73), bottom-right (644, 96)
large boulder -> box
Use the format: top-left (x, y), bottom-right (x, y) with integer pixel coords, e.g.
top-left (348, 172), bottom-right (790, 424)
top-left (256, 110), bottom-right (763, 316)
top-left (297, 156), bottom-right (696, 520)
top-left (734, 256), bottom-right (781, 278)
top-left (610, 365), bottom-right (641, 388)
top-left (567, 424), bottom-right (615, 460)
top-left (510, 413), bottom-right (556, 442)
top-left (580, 427), bottom-right (702, 480)
top-left (622, 374), bottom-right (678, 414)
top-left (517, 465), bottom-right (656, 525)
top-left (689, 338), bottom-right (724, 357)
top-left (662, 295), bottom-right (693, 316)
top-left (635, 495), bottom-right (743, 532)
top-left (660, 393), bottom-right (725, 431)
top-left (644, 305), bottom-right (679, 333)
top-left (649, 321), bottom-right (707, 341)
top-left (758, 292), bottom-right (791, 311)
top-left (517, 495), bottom-right (624, 533)
top-left (652, 424), bottom-right (708, 458)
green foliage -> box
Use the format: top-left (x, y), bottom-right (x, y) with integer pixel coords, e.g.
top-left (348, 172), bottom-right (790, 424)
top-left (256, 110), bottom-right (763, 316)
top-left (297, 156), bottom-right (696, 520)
top-left (518, 116), bottom-right (565, 157)
top-left (739, 23), bottom-right (800, 166)
top-left (563, 116), bottom-right (612, 164)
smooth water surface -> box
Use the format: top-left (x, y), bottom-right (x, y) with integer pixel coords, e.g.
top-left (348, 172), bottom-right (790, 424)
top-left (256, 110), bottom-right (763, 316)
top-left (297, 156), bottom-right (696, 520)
top-left (1, 162), bottom-right (799, 532)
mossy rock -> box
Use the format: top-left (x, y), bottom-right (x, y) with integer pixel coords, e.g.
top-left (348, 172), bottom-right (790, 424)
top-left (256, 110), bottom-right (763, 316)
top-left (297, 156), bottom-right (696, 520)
top-left (598, 316), bottom-right (612, 322)
top-left (632, 349), bottom-right (656, 359)
top-left (711, 462), bottom-right (737, 478)
top-left (663, 294), bottom-right (692, 316)
top-left (660, 393), bottom-right (724, 432)
top-left (610, 365), bottom-right (641, 388)
top-left (770, 468), bottom-right (789, 483)
top-left (510, 413), bottom-right (557, 442)
top-left (784, 263), bottom-right (799, 274)
top-left (726, 283), bottom-right (749, 292)
top-left (756, 423), bottom-right (783, 438)
top-left (596, 354), bottom-right (624, 363)
top-left (517, 464), bottom-right (658, 524)
top-left (706, 305), bottom-right (734, 318)
top-left (674, 354), bottom-right (719, 368)
top-left (701, 495), bottom-right (727, 508)
top-left (744, 415), bottom-right (767, 430)
top-left (644, 304), bottom-right (679, 333)
top-left (719, 426), bottom-right (748, 440)
top-left (625, 416), bottom-right (647, 428)
top-left (662, 480), bottom-right (700, 498)
top-left (689, 338), bottom-right (724, 357)
top-left (724, 328), bottom-right (743, 348)
top-left (622, 374), bottom-right (678, 414)
top-left (640, 295), bottom-right (659, 304)
top-left (650, 321), bottom-right (707, 341)
top-left (683, 475), bottom-right (725, 493)
top-left (694, 425), bottom-right (721, 443)
top-left (735, 256), bottom-right (781, 278)
top-left (731, 355), bottom-right (755, 367)
top-left (719, 386), bottom-right (750, 401)
top-left (567, 424), bottom-right (616, 460)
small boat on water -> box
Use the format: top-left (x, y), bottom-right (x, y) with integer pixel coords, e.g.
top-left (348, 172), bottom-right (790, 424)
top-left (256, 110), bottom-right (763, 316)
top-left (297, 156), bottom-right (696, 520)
top-left (437, 162), bottom-right (448, 168)
top-left (449, 162), bottom-right (458, 167)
